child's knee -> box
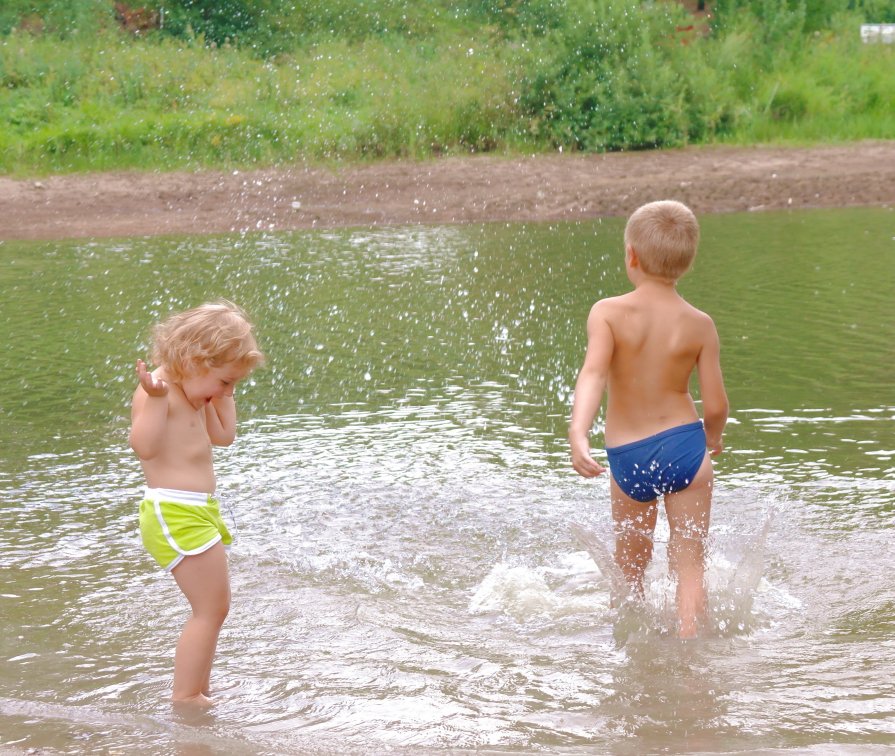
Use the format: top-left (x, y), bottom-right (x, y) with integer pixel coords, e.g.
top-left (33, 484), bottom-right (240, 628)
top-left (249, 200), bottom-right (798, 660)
top-left (669, 521), bottom-right (708, 560)
top-left (195, 595), bottom-right (229, 625)
top-left (215, 596), bottom-right (231, 625)
top-left (668, 507), bottom-right (709, 539)
top-left (672, 524), bottom-right (708, 543)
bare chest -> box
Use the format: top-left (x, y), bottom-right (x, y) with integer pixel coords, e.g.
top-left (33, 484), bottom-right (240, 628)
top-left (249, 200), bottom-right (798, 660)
top-left (165, 403), bottom-right (212, 460)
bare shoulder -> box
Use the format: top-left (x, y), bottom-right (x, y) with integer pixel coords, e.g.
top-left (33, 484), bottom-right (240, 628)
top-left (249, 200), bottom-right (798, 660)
top-left (589, 293), bottom-right (632, 320)
top-left (680, 299), bottom-right (720, 339)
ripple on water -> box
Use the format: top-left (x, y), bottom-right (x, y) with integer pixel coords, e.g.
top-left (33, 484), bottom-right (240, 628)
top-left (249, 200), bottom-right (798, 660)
top-left (4, 210), bottom-right (895, 751)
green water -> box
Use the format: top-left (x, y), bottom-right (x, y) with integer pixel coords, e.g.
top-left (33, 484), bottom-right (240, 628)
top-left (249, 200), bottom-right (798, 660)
top-left (1, 207), bottom-right (895, 753)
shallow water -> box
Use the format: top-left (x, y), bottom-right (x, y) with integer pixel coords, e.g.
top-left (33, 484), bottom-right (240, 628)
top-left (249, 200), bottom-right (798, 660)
top-left (2, 207), bottom-right (895, 753)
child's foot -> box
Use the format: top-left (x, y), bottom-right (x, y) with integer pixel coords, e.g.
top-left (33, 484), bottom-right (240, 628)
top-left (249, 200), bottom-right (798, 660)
top-left (172, 692), bottom-right (214, 708)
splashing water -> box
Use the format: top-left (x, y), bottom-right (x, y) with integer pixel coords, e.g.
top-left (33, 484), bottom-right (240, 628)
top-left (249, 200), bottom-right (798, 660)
top-left (3, 208), bottom-right (895, 752)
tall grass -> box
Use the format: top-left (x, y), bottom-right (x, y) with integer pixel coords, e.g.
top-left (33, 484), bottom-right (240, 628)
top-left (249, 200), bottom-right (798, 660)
top-left (0, 1), bottom-right (892, 174)
top-left (719, 21), bottom-right (895, 143)
top-left (0, 29), bottom-right (528, 173)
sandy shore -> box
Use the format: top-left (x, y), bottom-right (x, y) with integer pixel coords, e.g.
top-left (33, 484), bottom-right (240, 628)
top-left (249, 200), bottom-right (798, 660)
top-left (1, 141), bottom-right (893, 241)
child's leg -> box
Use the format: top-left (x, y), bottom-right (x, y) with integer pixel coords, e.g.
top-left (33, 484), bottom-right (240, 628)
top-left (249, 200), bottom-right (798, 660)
top-left (663, 454), bottom-right (713, 639)
top-left (610, 477), bottom-right (658, 598)
top-left (170, 542), bottom-right (230, 703)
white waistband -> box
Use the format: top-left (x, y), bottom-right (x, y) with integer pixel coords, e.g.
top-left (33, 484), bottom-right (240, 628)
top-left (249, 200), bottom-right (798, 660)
top-left (144, 487), bottom-right (214, 506)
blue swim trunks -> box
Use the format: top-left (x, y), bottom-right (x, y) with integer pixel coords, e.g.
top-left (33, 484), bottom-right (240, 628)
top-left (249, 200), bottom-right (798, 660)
top-left (606, 421), bottom-right (707, 503)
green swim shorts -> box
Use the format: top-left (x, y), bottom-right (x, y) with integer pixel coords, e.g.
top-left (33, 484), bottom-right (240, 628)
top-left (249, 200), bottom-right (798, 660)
top-left (139, 487), bottom-right (232, 572)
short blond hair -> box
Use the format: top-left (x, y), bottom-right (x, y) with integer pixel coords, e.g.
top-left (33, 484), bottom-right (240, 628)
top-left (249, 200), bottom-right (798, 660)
top-left (624, 200), bottom-right (700, 280)
top-left (151, 300), bottom-right (264, 380)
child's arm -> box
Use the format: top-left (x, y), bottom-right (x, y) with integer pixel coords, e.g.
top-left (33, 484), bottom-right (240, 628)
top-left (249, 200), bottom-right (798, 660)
top-left (129, 359), bottom-right (169, 460)
top-left (569, 302), bottom-right (614, 477)
top-left (205, 395), bottom-right (237, 446)
top-left (697, 319), bottom-right (729, 456)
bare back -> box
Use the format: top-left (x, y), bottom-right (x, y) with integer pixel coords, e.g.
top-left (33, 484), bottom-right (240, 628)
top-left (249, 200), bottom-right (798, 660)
top-left (601, 285), bottom-right (714, 446)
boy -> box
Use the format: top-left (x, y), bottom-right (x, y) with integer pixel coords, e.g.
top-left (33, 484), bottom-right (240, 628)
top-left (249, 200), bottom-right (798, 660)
top-left (130, 300), bottom-right (264, 705)
top-left (569, 200), bottom-right (728, 639)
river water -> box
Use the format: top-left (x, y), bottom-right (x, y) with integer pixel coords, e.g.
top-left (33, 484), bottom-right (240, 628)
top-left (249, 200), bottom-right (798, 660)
top-left (1, 207), bottom-right (894, 754)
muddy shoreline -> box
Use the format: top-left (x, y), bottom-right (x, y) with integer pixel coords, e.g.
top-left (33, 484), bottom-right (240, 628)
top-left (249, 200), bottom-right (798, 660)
top-left (1, 141), bottom-right (893, 241)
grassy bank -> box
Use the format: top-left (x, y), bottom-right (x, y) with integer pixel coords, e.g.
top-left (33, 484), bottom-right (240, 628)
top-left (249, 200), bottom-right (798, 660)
top-left (0, 1), bottom-right (893, 174)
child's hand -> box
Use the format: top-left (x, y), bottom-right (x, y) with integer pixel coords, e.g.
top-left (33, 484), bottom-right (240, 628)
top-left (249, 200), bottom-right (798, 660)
top-left (708, 437), bottom-right (724, 456)
top-left (136, 359), bottom-right (168, 397)
top-left (570, 438), bottom-right (606, 478)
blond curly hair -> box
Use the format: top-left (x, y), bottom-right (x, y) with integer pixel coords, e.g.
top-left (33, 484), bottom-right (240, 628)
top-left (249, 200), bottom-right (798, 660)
top-left (151, 300), bottom-right (264, 380)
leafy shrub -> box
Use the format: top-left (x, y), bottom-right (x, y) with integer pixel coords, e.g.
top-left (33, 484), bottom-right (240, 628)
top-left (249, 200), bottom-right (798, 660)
top-left (459, 0), bottom-right (567, 36)
top-left (0, 0), bottom-right (112, 37)
top-left (518, 0), bottom-right (733, 151)
top-left (711, 0), bottom-right (806, 46)
top-left (160, 0), bottom-right (258, 45)
top-left (853, 0), bottom-right (895, 21)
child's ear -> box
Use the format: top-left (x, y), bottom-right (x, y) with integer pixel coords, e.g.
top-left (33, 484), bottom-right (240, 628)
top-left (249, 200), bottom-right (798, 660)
top-left (626, 244), bottom-right (639, 268)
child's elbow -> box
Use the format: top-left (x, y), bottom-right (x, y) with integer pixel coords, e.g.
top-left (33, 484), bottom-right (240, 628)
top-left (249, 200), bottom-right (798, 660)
top-left (704, 397), bottom-right (729, 425)
top-left (129, 434), bottom-right (157, 459)
top-left (129, 433), bottom-right (158, 460)
top-left (210, 430), bottom-right (237, 447)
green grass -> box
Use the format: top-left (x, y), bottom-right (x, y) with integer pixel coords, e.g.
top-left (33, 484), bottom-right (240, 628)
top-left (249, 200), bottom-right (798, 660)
top-left (710, 18), bottom-right (895, 144)
top-left (0, 2), bottom-right (892, 175)
top-left (0, 30), bottom-right (534, 173)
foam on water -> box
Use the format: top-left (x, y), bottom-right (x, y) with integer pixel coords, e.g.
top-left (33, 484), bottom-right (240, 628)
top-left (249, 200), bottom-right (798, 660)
top-left (468, 552), bottom-right (609, 621)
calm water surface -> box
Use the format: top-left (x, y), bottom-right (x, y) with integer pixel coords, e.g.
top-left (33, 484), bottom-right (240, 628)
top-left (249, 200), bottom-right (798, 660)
top-left (1, 208), bottom-right (894, 754)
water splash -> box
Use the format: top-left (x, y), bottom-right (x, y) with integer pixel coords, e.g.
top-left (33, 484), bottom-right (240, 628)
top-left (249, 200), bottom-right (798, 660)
top-left (469, 552), bottom-right (609, 623)
top-left (705, 505), bottom-right (780, 638)
top-left (570, 506), bottom-right (779, 643)
top-left (570, 521), bottom-right (630, 603)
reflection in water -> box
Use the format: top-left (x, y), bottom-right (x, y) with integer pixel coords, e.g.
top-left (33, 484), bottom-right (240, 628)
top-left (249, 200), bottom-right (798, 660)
top-left (2, 208), bottom-right (895, 752)
top-left (600, 641), bottom-right (735, 754)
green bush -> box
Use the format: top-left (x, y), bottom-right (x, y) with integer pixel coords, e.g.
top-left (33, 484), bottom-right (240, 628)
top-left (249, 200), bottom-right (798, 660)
top-left (854, 0), bottom-right (895, 21)
top-left (0, 0), bottom-right (113, 37)
top-left (713, 0), bottom-right (895, 34)
top-left (518, 0), bottom-right (733, 151)
top-left (159, 0), bottom-right (259, 46)
top-left (711, 0), bottom-right (807, 60)
top-left (458, 0), bottom-right (567, 36)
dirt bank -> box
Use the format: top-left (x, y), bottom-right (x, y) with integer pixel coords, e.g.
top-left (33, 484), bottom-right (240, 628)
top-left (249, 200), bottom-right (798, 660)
top-left (1, 141), bottom-right (893, 241)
